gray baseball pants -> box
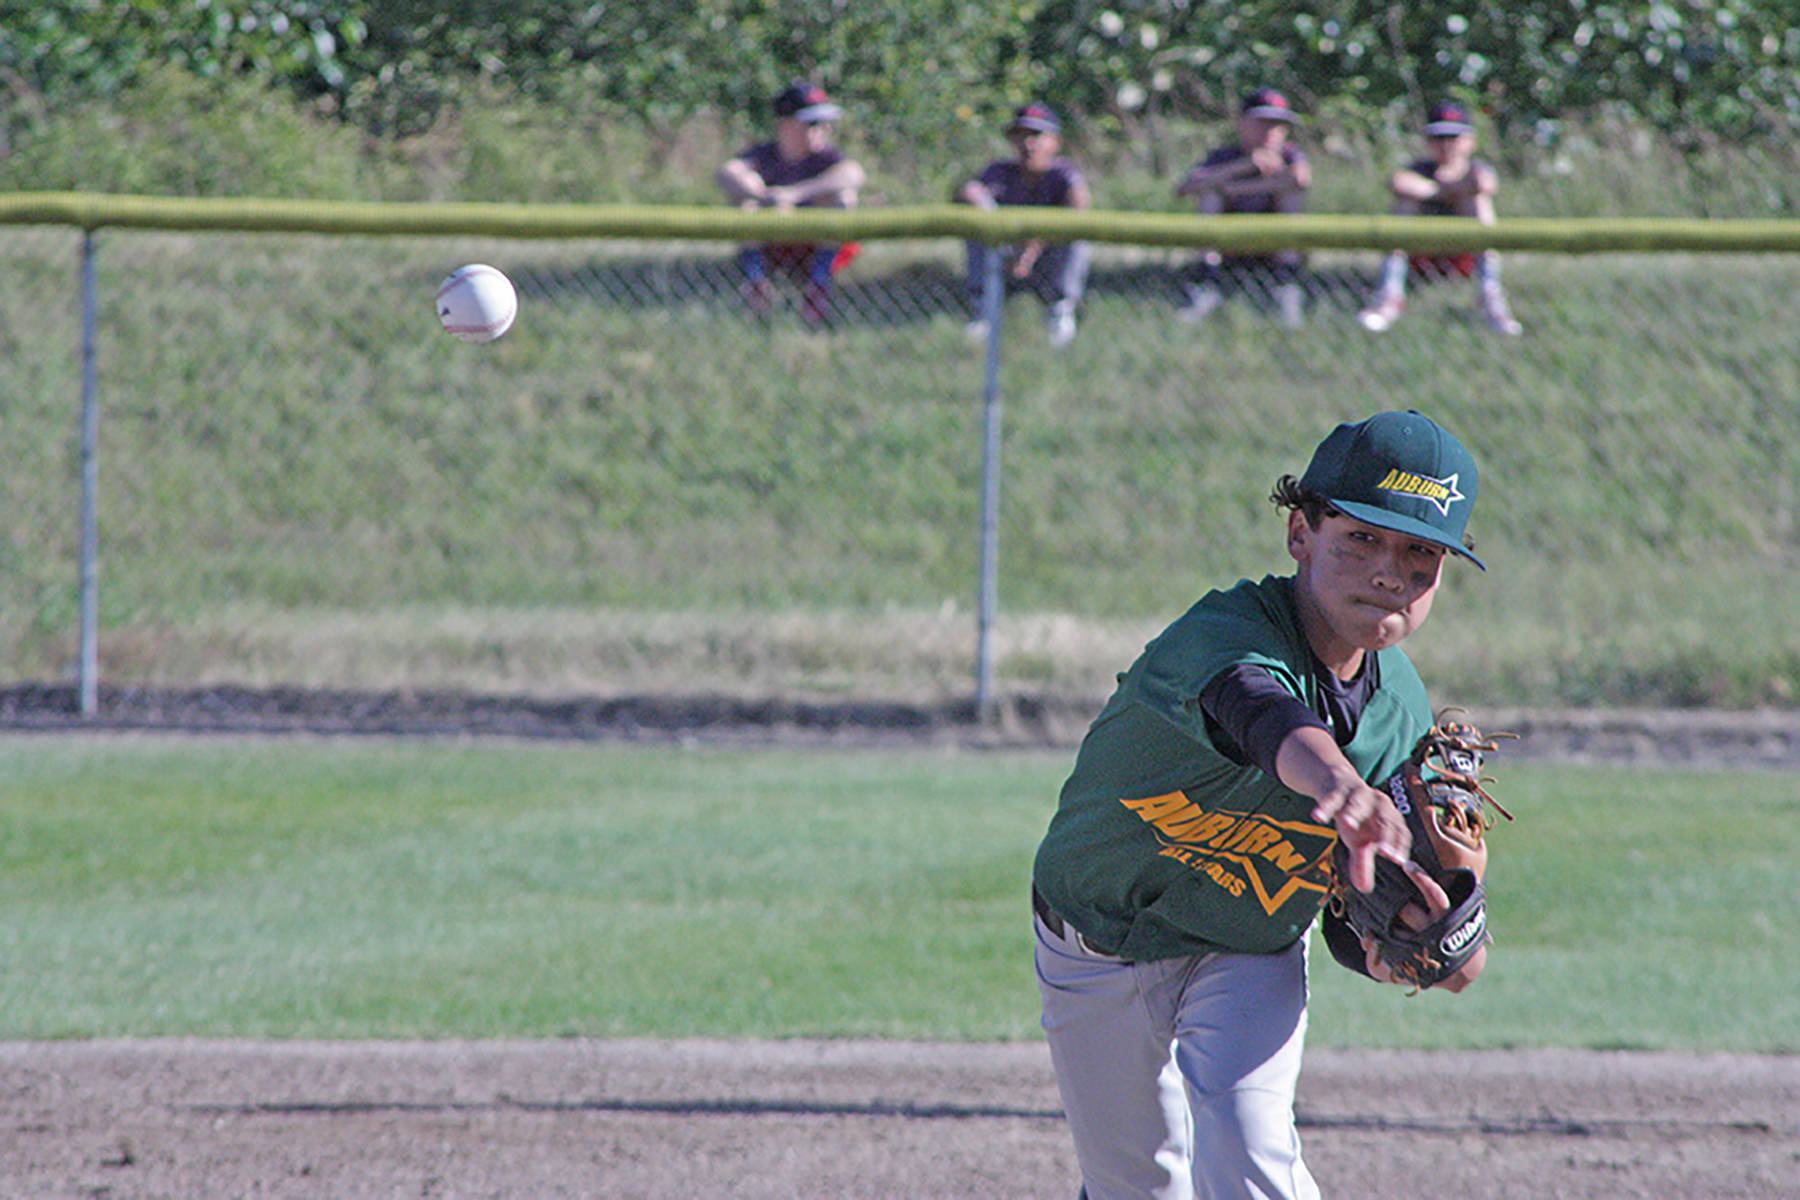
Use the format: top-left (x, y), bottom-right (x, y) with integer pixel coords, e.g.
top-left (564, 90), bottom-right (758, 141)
top-left (1034, 910), bottom-right (1320, 1200)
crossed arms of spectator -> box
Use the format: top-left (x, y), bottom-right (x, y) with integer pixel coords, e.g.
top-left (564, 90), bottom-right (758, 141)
top-left (717, 158), bottom-right (866, 211)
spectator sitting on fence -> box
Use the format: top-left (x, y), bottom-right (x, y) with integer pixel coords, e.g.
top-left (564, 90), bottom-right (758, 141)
top-left (1173, 87), bottom-right (1311, 328)
top-left (954, 102), bottom-right (1093, 348)
top-left (1356, 100), bottom-right (1523, 336)
top-left (716, 81), bottom-right (867, 326)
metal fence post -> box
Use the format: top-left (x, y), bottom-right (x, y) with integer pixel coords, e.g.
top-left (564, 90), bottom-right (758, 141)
top-left (974, 245), bottom-right (1004, 721)
top-left (79, 230), bottom-right (100, 717)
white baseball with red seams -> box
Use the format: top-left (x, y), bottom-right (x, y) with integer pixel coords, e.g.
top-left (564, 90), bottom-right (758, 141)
top-left (436, 263), bottom-right (517, 343)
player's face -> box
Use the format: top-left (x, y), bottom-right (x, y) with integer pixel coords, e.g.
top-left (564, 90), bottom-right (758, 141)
top-left (1239, 116), bottom-right (1288, 150)
top-left (1289, 509), bottom-right (1447, 672)
top-left (1427, 131), bottom-right (1474, 164)
top-left (778, 117), bottom-right (834, 157)
top-left (1009, 128), bottom-right (1060, 170)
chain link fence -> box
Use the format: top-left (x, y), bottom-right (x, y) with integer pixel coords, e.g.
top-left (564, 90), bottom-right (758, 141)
top-left (5, 217), bottom-right (1798, 714)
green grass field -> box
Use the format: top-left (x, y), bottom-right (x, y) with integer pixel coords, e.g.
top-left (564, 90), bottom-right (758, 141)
top-left (4, 735), bottom-right (1794, 1052)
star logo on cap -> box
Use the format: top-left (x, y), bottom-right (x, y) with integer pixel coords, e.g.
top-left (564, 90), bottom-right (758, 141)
top-left (1375, 468), bottom-right (1466, 516)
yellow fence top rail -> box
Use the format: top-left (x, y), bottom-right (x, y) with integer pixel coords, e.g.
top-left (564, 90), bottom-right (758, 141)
top-left (1, 191), bottom-right (1796, 254)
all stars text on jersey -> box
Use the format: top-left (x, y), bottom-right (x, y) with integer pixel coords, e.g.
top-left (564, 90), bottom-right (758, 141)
top-left (1118, 792), bottom-right (1338, 915)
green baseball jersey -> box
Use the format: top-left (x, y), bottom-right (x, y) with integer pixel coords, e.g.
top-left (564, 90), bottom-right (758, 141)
top-left (1033, 574), bottom-right (1432, 961)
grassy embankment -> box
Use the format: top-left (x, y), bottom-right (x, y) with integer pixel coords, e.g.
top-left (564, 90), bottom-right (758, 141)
top-left (4, 86), bottom-right (1798, 708)
top-left (3, 229), bottom-right (1796, 708)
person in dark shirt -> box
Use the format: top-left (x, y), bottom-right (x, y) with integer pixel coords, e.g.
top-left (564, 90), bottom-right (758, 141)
top-left (1174, 87), bottom-right (1312, 327)
top-left (716, 81), bottom-right (867, 325)
top-left (954, 103), bottom-right (1092, 347)
top-left (1356, 100), bottom-right (1523, 336)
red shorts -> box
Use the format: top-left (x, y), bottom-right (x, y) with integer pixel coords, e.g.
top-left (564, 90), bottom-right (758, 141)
top-left (1408, 251), bottom-right (1478, 280)
top-left (763, 242), bottom-right (863, 277)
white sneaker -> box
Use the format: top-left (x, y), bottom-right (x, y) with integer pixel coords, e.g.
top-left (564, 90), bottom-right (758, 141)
top-left (1357, 292), bottom-right (1405, 332)
top-left (1177, 284), bottom-right (1223, 323)
top-left (963, 318), bottom-right (990, 341)
top-left (1482, 285), bottom-right (1523, 336)
top-left (1275, 282), bottom-right (1304, 329)
top-left (1047, 303), bottom-right (1077, 347)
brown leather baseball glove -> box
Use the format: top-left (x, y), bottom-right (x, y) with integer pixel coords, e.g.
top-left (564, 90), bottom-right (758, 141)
top-left (1326, 713), bottom-right (1515, 990)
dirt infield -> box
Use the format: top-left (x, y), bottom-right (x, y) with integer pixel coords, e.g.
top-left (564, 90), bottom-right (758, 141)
top-left (8, 1038), bottom-right (1796, 1199)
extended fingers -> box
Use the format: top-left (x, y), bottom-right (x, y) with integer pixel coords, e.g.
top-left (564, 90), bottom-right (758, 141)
top-left (1334, 800), bottom-right (1413, 894)
top-left (1346, 840), bottom-right (1376, 893)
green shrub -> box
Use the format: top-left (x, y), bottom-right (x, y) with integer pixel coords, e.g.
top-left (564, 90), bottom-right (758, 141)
top-left (0, 65), bottom-right (369, 199)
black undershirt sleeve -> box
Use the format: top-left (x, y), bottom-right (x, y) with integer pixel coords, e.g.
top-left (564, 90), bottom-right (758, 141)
top-left (1197, 663), bottom-right (1330, 778)
top-left (1197, 661), bottom-right (1379, 980)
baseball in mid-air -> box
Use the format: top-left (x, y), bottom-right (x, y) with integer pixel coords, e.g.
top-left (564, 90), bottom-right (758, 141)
top-left (436, 263), bottom-right (517, 343)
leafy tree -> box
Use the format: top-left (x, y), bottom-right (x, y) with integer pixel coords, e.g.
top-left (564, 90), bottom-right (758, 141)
top-left (3, 0), bottom-right (1798, 184)
top-left (0, 0), bottom-right (358, 96)
top-left (1005, 0), bottom-right (1800, 141)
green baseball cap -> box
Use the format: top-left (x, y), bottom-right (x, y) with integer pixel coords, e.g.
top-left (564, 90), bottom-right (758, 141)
top-left (1299, 410), bottom-right (1484, 569)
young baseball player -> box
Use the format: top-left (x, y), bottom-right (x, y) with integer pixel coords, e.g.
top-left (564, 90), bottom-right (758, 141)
top-left (1357, 100), bottom-right (1523, 336)
top-left (1032, 409), bottom-right (1486, 1200)
top-left (1174, 87), bottom-right (1311, 328)
top-left (716, 81), bottom-right (867, 325)
top-left (954, 102), bottom-right (1093, 347)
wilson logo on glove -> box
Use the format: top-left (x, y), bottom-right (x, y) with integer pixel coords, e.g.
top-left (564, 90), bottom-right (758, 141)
top-left (1442, 907), bottom-right (1487, 956)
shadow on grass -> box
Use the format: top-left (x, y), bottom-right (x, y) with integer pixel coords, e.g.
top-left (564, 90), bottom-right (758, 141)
top-left (505, 252), bottom-right (1388, 331)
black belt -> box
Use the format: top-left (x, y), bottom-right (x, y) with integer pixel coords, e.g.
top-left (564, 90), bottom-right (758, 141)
top-left (1031, 885), bottom-right (1067, 939)
top-left (1033, 885), bottom-right (1127, 960)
